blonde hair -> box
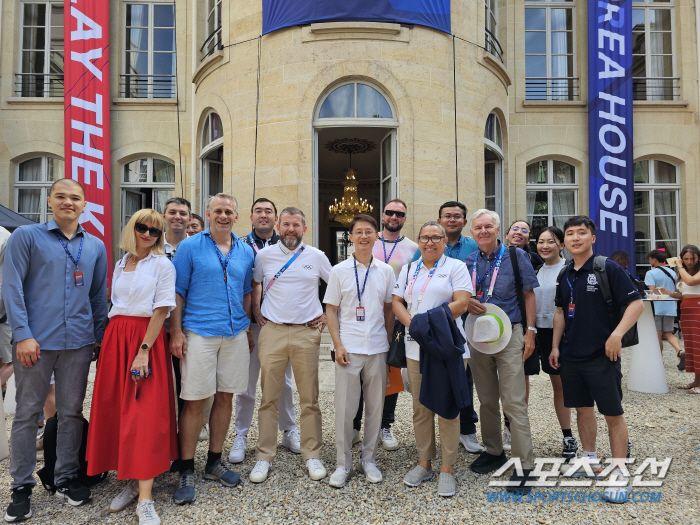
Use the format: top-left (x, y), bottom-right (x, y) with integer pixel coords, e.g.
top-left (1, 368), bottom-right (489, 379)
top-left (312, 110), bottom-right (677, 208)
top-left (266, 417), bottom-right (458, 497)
top-left (120, 209), bottom-right (165, 256)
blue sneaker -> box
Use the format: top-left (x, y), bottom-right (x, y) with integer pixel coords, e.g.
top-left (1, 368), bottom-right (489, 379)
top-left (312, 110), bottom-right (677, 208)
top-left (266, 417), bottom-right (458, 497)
top-left (173, 470), bottom-right (195, 505)
top-left (204, 460), bottom-right (241, 487)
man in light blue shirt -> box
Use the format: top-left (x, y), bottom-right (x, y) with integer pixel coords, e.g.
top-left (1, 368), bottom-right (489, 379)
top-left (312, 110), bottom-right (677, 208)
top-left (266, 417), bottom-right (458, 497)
top-left (170, 193), bottom-right (254, 504)
top-left (3, 179), bottom-right (107, 518)
top-left (644, 250), bottom-right (682, 362)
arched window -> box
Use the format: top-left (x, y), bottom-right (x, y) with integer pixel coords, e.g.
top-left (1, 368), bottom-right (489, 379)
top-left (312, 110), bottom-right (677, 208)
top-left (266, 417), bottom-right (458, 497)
top-left (121, 156), bottom-right (175, 226)
top-left (15, 156), bottom-right (64, 222)
top-left (200, 111), bottom-right (224, 214)
top-left (484, 113), bottom-right (504, 224)
top-left (634, 160), bottom-right (680, 276)
top-left (201, 111), bottom-right (223, 153)
top-left (316, 82), bottom-right (394, 121)
top-left (526, 159), bottom-right (577, 240)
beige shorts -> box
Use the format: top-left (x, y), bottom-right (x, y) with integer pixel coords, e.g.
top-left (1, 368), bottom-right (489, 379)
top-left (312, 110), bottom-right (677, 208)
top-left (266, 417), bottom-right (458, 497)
top-left (180, 330), bottom-right (249, 400)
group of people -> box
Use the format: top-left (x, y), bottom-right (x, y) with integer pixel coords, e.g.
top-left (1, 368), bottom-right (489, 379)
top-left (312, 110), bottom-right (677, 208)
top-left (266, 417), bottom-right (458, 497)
top-left (1, 177), bottom-right (698, 523)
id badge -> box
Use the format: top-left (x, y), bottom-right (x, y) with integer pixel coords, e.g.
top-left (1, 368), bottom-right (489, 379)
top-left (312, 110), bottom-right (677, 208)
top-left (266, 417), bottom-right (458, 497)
top-left (74, 271), bottom-right (84, 287)
top-left (568, 303), bottom-right (575, 318)
top-left (356, 307), bottom-right (365, 321)
top-left (476, 291), bottom-right (485, 303)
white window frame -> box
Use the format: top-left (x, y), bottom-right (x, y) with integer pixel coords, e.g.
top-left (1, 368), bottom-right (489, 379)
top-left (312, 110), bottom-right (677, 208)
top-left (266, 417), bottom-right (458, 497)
top-left (203, 0), bottom-right (223, 58)
top-left (484, 113), bottom-right (504, 230)
top-left (14, 156), bottom-right (64, 223)
top-left (524, 0), bottom-right (576, 101)
top-left (632, 1), bottom-right (676, 101)
top-left (633, 160), bottom-right (680, 276)
top-left (526, 159), bottom-right (578, 237)
top-left (121, 156), bottom-right (176, 227)
top-left (484, 0), bottom-right (501, 59)
top-left (122, 1), bottom-right (176, 98)
top-left (200, 112), bottom-right (224, 217)
top-left (18, 1), bottom-right (64, 97)
top-left (313, 81), bottom-right (398, 128)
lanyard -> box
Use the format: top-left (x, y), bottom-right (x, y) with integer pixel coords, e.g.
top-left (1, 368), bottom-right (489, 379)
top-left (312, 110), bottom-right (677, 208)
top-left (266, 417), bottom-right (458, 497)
top-left (248, 233), bottom-right (260, 254)
top-left (381, 236), bottom-right (402, 264)
top-left (407, 256), bottom-right (443, 313)
top-left (354, 256), bottom-right (372, 307)
top-left (445, 239), bottom-right (461, 259)
top-left (265, 243), bottom-right (306, 292)
top-left (208, 233), bottom-right (235, 282)
top-left (565, 261), bottom-right (576, 304)
top-left (471, 244), bottom-right (505, 301)
top-left (53, 232), bottom-right (83, 269)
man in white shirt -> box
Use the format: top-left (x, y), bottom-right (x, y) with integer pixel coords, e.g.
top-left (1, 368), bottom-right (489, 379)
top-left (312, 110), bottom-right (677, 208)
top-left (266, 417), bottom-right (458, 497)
top-left (163, 197), bottom-right (191, 259)
top-left (249, 207), bottom-right (332, 483)
top-left (324, 214), bottom-right (395, 488)
top-left (231, 198), bottom-right (300, 464)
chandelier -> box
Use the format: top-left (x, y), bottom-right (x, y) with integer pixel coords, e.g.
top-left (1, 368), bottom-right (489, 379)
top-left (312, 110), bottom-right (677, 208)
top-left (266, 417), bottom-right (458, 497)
top-left (326, 138), bottom-right (375, 227)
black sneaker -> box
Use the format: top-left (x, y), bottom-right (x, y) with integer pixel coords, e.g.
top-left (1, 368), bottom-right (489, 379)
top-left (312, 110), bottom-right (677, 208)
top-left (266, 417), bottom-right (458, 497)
top-left (505, 468), bottom-right (536, 494)
top-left (55, 479), bottom-right (91, 506)
top-left (562, 436), bottom-right (579, 461)
top-left (470, 451), bottom-right (508, 474)
top-left (5, 485), bottom-right (32, 522)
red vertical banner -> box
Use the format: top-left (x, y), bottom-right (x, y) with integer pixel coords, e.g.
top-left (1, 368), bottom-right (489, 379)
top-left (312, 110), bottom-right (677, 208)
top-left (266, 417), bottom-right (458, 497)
top-left (64, 0), bottom-right (113, 277)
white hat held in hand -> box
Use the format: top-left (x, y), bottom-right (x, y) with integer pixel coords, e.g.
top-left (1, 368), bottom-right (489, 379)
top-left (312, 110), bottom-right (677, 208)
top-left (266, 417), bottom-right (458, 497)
top-left (464, 303), bottom-right (512, 354)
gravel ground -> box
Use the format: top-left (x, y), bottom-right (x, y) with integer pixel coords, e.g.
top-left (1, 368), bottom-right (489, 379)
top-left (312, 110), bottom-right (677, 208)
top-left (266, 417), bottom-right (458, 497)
top-left (1, 341), bottom-right (698, 524)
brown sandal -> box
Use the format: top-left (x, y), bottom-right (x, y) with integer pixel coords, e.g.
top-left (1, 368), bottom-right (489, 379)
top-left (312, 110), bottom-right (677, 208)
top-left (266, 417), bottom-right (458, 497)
top-left (678, 383), bottom-right (694, 389)
top-left (687, 387), bottom-right (700, 394)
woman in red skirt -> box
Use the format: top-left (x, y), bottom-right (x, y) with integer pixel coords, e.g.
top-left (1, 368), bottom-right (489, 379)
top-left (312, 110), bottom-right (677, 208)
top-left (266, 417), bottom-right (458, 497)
top-left (661, 244), bottom-right (700, 393)
top-left (86, 209), bottom-right (177, 525)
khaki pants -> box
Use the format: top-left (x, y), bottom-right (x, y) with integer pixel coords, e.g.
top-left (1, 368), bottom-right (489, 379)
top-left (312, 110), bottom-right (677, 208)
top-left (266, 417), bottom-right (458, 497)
top-left (406, 358), bottom-right (466, 467)
top-left (334, 352), bottom-right (388, 471)
top-left (256, 322), bottom-right (322, 462)
top-left (469, 329), bottom-right (535, 469)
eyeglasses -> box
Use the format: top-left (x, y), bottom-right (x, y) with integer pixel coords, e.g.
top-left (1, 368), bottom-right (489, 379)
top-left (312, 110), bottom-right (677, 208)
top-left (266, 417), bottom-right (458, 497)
top-left (135, 223), bottom-right (162, 238)
top-left (384, 210), bottom-right (406, 218)
top-left (441, 214), bottom-right (464, 221)
top-left (510, 226), bottom-right (529, 235)
top-left (352, 230), bottom-right (376, 237)
top-left (418, 235), bottom-right (445, 244)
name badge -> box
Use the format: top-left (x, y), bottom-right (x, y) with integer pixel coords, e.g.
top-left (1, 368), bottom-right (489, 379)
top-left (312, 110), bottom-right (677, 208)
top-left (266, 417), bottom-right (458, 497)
top-left (568, 303), bottom-right (575, 318)
top-left (74, 271), bottom-right (84, 287)
top-left (356, 307), bottom-right (365, 321)
top-left (476, 291), bottom-right (485, 303)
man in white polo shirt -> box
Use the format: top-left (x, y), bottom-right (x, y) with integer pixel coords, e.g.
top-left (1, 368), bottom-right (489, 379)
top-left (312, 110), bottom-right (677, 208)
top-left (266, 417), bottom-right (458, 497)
top-left (324, 214), bottom-right (395, 488)
top-left (249, 207), bottom-right (332, 483)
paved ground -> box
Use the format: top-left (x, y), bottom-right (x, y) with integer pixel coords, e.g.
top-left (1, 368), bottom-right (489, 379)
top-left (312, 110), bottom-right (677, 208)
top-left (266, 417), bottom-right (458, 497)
top-left (1, 342), bottom-right (699, 524)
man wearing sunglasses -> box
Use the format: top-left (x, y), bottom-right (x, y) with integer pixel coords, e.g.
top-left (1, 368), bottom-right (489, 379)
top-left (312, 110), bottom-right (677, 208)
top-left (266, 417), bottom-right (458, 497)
top-left (352, 199), bottom-right (418, 452)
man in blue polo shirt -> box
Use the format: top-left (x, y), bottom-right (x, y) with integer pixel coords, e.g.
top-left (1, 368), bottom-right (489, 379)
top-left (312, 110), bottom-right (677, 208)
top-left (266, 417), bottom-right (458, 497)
top-left (170, 193), bottom-right (255, 504)
top-left (550, 216), bottom-right (643, 504)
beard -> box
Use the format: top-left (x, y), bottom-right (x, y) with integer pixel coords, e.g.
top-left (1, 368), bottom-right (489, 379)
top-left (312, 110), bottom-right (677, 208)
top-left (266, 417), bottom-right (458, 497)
top-left (281, 235), bottom-right (302, 249)
top-left (384, 221), bottom-right (402, 233)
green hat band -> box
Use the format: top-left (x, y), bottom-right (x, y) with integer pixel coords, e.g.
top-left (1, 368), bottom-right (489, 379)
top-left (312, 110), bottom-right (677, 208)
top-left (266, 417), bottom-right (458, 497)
top-left (483, 313), bottom-right (504, 344)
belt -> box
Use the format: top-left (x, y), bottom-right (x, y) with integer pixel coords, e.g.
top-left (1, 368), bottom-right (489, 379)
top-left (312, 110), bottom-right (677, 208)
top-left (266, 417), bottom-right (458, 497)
top-left (265, 318), bottom-right (312, 328)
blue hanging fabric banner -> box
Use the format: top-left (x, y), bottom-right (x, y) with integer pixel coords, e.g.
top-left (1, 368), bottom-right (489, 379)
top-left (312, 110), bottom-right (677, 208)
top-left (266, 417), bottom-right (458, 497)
top-left (262, 0), bottom-right (451, 35)
top-left (588, 0), bottom-right (636, 275)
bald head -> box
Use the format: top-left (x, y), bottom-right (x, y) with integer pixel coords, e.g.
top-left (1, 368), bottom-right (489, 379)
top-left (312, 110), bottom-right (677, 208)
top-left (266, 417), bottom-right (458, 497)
top-left (50, 178), bottom-right (84, 197)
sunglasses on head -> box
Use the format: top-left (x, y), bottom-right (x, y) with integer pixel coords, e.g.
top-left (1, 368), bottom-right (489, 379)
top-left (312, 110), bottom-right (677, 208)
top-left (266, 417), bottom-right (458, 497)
top-left (384, 210), bottom-right (406, 218)
top-left (135, 222), bottom-right (162, 238)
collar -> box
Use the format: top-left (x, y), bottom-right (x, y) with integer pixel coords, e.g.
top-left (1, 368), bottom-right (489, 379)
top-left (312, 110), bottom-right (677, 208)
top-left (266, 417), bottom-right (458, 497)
top-left (478, 240), bottom-right (502, 260)
top-left (203, 229), bottom-right (239, 243)
top-left (351, 254), bottom-right (377, 270)
top-left (380, 234), bottom-right (404, 244)
top-left (117, 251), bottom-right (156, 268)
top-left (570, 254), bottom-right (595, 273)
top-left (250, 228), bottom-right (279, 245)
top-left (447, 234), bottom-right (467, 249)
top-left (419, 254), bottom-right (447, 269)
top-left (47, 219), bottom-right (85, 239)
top-left (278, 241), bottom-right (304, 255)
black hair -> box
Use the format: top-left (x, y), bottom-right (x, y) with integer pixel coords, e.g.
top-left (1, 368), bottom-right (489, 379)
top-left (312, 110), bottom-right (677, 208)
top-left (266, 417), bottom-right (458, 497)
top-left (647, 249), bottom-right (668, 263)
top-left (507, 219), bottom-right (532, 251)
top-left (610, 250), bottom-right (630, 263)
top-left (563, 215), bottom-right (597, 235)
top-left (164, 197), bottom-right (191, 213)
top-left (49, 178), bottom-right (84, 196)
top-left (190, 213), bottom-right (204, 228)
top-left (251, 197), bottom-right (278, 216)
top-left (679, 245), bottom-right (700, 277)
top-left (349, 214), bottom-right (379, 234)
top-left (537, 226), bottom-right (564, 245)
top-left (438, 201), bottom-right (467, 218)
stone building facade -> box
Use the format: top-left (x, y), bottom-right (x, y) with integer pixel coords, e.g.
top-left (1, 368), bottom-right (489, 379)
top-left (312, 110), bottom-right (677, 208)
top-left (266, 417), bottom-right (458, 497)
top-left (0, 0), bottom-right (697, 275)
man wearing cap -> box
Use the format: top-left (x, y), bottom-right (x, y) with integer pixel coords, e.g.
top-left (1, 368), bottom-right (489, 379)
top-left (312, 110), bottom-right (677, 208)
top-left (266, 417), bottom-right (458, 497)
top-left (464, 209), bottom-right (538, 493)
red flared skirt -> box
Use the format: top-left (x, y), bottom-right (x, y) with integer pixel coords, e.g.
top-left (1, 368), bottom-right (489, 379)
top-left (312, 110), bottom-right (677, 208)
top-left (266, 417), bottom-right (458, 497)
top-left (680, 298), bottom-right (700, 374)
top-left (86, 315), bottom-right (178, 479)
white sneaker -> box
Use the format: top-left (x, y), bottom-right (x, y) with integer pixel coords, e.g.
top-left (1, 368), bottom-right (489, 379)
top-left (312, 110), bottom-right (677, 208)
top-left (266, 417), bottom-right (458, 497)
top-left (502, 427), bottom-right (512, 452)
top-left (136, 499), bottom-right (160, 525)
top-left (249, 460), bottom-right (270, 483)
top-left (360, 460), bottom-right (383, 484)
top-left (602, 471), bottom-right (632, 504)
top-left (198, 424), bottom-right (208, 442)
top-left (329, 467), bottom-right (349, 488)
top-left (306, 458), bottom-right (327, 481)
top-left (110, 479), bottom-right (139, 512)
top-left (280, 429), bottom-right (301, 454)
top-left (351, 429), bottom-right (361, 446)
top-left (379, 428), bottom-right (399, 451)
top-left (459, 433), bottom-right (484, 454)
top-left (228, 435), bottom-right (248, 464)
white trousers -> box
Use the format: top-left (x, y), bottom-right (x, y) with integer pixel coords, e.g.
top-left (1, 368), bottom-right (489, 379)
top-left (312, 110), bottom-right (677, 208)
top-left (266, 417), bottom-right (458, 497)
top-left (235, 322), bottom-right (297, 436)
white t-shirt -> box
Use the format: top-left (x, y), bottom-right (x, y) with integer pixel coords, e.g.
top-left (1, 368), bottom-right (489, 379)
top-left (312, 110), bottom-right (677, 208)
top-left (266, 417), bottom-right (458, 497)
top-left (324, 256), bottom-right (395, 355)
top-left (534, 259), bottom-right (565, 329)
top-left (393, 255), bottom-right (473, 361)
top-left (372, 235), bottom-right (419, 277)
top-left (109, 253), bottom-right (177, 319)
top-left (253, 242), bottom-right (332, 324)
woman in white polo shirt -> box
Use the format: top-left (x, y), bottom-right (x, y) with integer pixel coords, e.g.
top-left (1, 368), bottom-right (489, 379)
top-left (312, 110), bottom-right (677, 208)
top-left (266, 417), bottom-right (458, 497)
top-left (393, 221), bottom-right (472, 498)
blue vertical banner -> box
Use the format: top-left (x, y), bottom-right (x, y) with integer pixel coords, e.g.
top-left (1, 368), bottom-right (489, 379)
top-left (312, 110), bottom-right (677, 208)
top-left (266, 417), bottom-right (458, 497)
top-left (588, 0), bottom-right (635, 274)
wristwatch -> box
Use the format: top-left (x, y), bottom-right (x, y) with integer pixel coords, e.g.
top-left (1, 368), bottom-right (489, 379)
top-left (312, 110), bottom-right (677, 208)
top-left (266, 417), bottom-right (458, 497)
top-left (527, 326), bottom-right (538, 334)
top-left (140, 343), bottom-right (150, 351)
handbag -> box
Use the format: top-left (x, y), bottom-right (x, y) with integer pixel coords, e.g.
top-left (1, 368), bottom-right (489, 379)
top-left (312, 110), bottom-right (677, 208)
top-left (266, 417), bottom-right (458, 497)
top-left (386, 262), bottom-right (411, 368)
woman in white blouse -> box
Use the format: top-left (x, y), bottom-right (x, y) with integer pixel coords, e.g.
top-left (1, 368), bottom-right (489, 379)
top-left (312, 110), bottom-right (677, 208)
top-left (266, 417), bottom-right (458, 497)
top-left (86, 209), bottom-right (177, 525)
top-left (392, 221), bottom-right (472, 498)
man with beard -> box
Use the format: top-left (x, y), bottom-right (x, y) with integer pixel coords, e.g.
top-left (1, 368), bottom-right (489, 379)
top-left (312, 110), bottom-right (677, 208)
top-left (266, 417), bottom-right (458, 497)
top-left (231, 198), bottom-right (300, 464)
top-left (353, 199), bottom-right (417, 451)
top-left (249, 207), bottom-right (332, 483)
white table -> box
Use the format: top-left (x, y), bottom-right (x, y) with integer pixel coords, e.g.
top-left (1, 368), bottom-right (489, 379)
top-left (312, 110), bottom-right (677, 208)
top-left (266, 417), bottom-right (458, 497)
top-left (627, 300), bottom-right (671, 394)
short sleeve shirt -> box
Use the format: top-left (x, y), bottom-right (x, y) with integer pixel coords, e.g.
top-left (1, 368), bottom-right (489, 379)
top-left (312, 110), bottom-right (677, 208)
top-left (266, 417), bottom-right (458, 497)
top-left (644, 266), bottom-right (677, 317)
top-left (555, 255), bottom-right (642, 361)
top-left (109, 253), bottom-right (176, 318)
top-left (323, 256), bottom-right (395, 355)
top-left (372, 236), bottom-right (418, 277)
top-left (393, 256), bottom-right (473, 361)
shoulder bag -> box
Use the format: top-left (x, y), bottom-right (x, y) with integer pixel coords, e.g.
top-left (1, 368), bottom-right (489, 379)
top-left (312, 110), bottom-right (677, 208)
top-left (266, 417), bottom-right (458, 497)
top-left (386, 262), bottom-right (411, 368)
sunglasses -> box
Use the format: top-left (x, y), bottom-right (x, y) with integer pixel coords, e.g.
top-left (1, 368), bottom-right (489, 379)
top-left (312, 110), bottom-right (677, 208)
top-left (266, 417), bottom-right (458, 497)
top-left (135, 222), bottom-right (162, 238)
top-left (384, 210), bottom-right (406, 218)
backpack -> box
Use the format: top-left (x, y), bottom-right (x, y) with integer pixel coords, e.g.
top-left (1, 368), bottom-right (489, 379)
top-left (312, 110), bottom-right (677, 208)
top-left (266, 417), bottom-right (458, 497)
top-left (509, 246), bottom-right (528, 335)
top-left (556, 256), bottom-right (639, 347)
top-left (36, 413), bottom-right (107, 493)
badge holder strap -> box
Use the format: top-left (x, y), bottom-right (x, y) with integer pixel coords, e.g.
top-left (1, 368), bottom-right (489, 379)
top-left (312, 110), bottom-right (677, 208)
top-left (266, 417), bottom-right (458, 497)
top-left (265, 244), bottom-right (306, 292)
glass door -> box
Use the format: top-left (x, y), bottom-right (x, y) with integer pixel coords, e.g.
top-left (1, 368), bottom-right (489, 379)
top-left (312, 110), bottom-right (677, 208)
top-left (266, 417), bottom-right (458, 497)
top-left (380, 130), bottom-right (397, 212)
